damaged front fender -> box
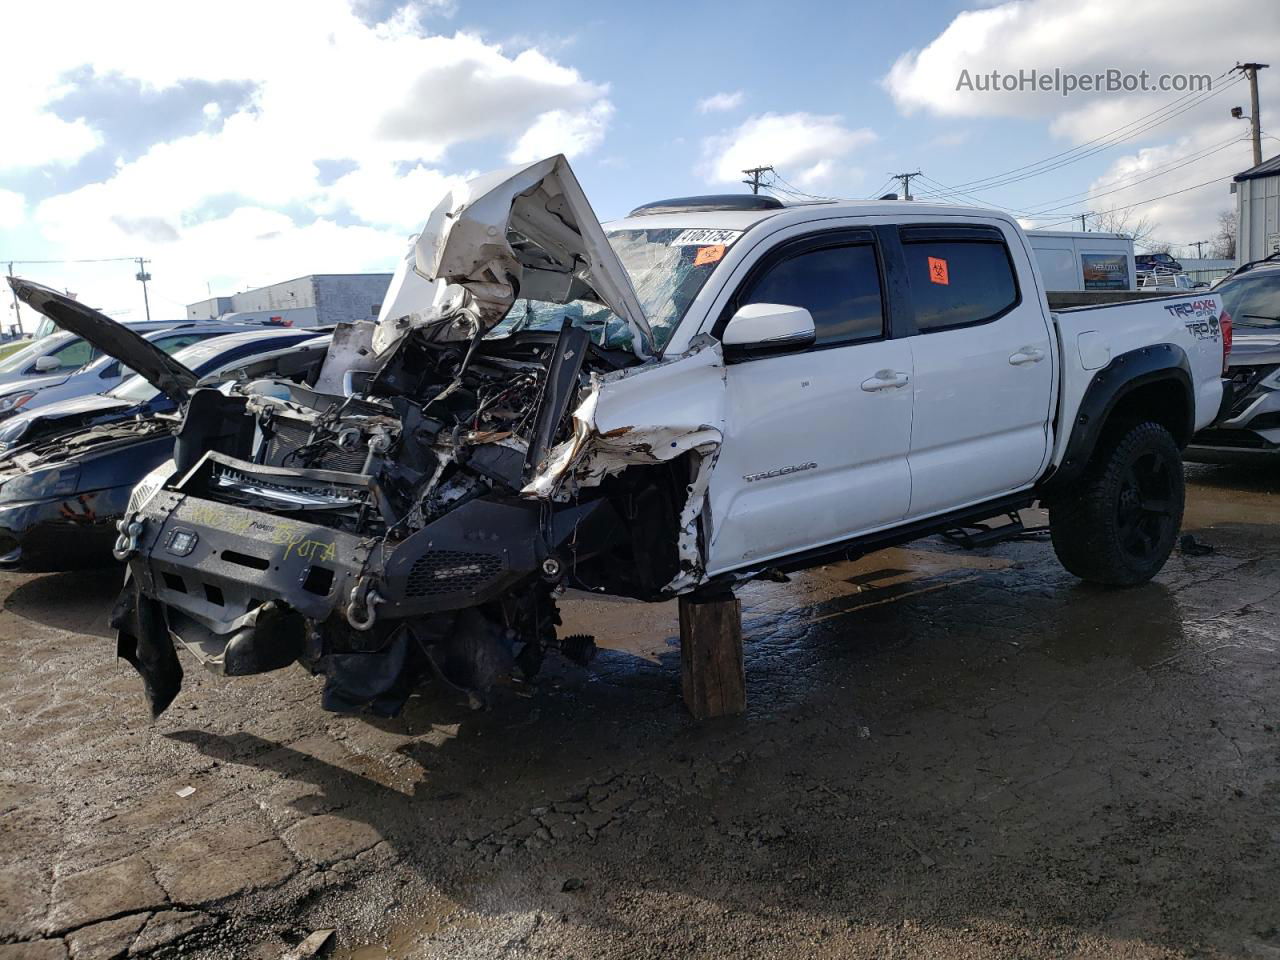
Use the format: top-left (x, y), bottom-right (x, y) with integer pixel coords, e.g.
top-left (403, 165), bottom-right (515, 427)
top-left (523, 336), bottom-right (727, 592)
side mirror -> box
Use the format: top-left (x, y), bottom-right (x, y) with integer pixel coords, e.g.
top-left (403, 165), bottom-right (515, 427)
top-left (722, 303), bottom-right (816, 354)
top-left (32, 355), bottom-right (60, 373)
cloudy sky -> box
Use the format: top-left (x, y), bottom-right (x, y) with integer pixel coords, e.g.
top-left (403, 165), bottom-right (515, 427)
top-left (1, 0), bottom-right (1277, 327)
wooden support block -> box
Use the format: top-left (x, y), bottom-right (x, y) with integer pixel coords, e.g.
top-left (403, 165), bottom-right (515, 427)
top-left (679, 592), bottom-right (746, 719)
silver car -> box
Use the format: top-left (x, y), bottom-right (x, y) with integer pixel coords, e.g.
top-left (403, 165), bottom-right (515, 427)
top-left (0, 323), bottom-right (276, 420)
top-left (1186, 260), bottom-right (1280, 461)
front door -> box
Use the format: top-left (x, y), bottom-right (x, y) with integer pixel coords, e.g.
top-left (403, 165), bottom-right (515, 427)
top-left (706, 231), bottom-right (915, 575)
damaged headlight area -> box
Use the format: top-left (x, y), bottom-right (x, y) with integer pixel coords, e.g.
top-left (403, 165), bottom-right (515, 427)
top-left (113, 309), bottom-right (713, 719)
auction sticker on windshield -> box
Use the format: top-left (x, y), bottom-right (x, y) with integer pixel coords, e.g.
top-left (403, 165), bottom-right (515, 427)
top-left (670, 228), bottom-right (744, 247)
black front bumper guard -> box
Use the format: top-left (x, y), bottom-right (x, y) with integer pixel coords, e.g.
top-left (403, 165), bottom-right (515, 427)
top-left (112, 453), bottom-right (618, 715)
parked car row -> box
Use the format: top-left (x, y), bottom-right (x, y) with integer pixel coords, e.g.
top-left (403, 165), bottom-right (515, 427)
top-left (0, 325), bottom-right (331, 568)
top-left (0, 322), bottom-right (284, 420)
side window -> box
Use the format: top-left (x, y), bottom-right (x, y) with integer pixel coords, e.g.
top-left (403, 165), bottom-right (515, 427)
top-left (741, 244), bottom-right (884, 347)
top-left (47, 338), bottom-right (94, 371)
top-left (901, 236), bottom-right (1019, 332)
top-left (155, 333), bottom-right (207, 354)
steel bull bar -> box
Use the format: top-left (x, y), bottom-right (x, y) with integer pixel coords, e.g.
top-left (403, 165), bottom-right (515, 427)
top-left (118, 487), bottom-right (615, 675)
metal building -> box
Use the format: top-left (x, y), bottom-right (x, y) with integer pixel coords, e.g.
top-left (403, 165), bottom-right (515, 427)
top-left (186, 273), bottom-right (393, 327)
top-left (1233, 155), bottom-right (1280, 263)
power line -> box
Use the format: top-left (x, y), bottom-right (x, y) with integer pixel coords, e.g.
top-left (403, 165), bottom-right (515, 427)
top-left (887, 126), bottom-right (1244, 224)
top-left (945, 71), bottom-right (1239, 192)
top-left (1012, 133), bottom-right (1245, 213)
top-left (911, 174), bottom-right (1041, 218)
top-left (742, 165), bottom-right (773, 195)
top-left (890, 170), bottom-right (922, 200)
top-left (768, 171), bottom-right (836, 201)
top-left (865, 177), bottom-right (896, 200)
top-left (1033, 174), bottom-right (1229, 229)
top-left (1230, 62), bottom-right (1269, 166)
top-left (943, 72), bottom-right (1242, 194)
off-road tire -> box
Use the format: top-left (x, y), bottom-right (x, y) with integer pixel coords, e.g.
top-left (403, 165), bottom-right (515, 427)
top-left (1049, 420), bottom-right (1185, 586)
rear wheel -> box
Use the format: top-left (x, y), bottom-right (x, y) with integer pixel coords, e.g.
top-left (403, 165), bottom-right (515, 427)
top-left (1049, 421), bottom-right (1185, 586)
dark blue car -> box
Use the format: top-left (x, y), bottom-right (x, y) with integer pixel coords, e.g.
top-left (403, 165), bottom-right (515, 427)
top-left (0, 328), bottom-right (330, 569)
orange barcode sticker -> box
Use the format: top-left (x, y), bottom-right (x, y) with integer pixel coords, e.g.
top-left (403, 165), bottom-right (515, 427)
top-left (693, 244), bottom-right (726, 266)
top-left (928, 256), bottom-right (949, 285)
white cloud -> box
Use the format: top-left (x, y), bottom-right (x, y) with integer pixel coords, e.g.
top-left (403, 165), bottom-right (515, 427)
top-left (0, 0), bottom-right (613, 318)
top-left (0, 108), bottom-right (100, 172)
top-left (1072, 123), bottom-right (1248, 250)
top-left (697, 91), bottom-right (744, 113)
top-left (882, 0), bottom-right (1269, 120)
top-left (881, 0), bottom-right (1279, 247)
top-left (507, 102), bottom-right (614, 163)
top-left (0, 190), bottom-right (24, 229)
top-left (700, 113), bottom-right (876, 188)
top-left (316, 162), bottom-right (472, 231)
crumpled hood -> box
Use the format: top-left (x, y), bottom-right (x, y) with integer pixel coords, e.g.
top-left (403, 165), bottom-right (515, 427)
top-left (7, 279), bottom-right (198, 403)
top-left (414, 154), bottom-right (654, 358)
top-left (0, 392), bottom-right (143, 456)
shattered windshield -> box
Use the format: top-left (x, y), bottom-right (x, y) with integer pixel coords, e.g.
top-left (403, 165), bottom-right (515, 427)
top-left (489, 226), bottom-right (740, 353)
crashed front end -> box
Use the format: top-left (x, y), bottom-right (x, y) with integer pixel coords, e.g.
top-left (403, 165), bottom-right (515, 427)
top-left (110, 155), bottom-right (728, 717)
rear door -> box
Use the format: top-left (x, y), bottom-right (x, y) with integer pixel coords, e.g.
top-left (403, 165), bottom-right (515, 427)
top-left (705, 228), bottom-right (915, 573)
top-left (897, 222), bottom-right (1054, 518)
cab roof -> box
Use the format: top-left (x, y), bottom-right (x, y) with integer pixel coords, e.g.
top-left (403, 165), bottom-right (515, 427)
top-left (604, 199), bottom-right (1019, 234)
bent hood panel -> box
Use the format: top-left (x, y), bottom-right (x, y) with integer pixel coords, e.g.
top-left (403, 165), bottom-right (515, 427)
top-left (7, 279), bottom-right (197, 402)
top-left (415, 154), bottom-right (654, 357)
top-left (0, 393), bottom-right (141, 457)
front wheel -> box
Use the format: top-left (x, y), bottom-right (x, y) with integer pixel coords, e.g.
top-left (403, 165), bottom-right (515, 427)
top-left (1049, 421), bottom-right (1185, 586)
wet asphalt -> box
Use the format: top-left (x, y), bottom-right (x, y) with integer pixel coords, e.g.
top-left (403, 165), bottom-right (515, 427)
top-left (0, 460), bottom-right (1276, 959)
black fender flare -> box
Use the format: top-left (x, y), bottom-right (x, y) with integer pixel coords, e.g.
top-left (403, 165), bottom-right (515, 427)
top-left (1038, 343), bottom-right (1193, 496)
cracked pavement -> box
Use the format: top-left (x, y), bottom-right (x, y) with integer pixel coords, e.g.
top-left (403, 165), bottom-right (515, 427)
top-left (1, 461), bottom-right (1277, 959)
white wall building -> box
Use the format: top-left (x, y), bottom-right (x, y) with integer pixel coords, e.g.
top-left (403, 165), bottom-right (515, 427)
top-left (186, 273), bottom-right (393, 327)
top-left (1234, 155), bottom-right (1280, 264)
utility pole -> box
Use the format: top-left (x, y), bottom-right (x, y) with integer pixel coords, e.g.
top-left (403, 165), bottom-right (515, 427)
top-left (741, 165), bottom-right (773, 195)
top-left (135, 257), bottom-right (152, 323)
top-left (5, 262), bottom-right (21, 335)
top-left (891, 170), bottom-right (921, 201)
top-left (1232, 62), bottom-right (1269, 166)
top-left (1191, 240), bottom-right (1208, 258)
top-left (1075, 211), bottom-right (1093, 232)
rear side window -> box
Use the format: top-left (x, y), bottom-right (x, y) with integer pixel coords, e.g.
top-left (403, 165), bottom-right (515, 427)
top-left (156, 333), bottom-right (209, 353)
top-left (901, 232), bottom-right (1019, 332)
top-left (742, 244), bottom-right (884, 346)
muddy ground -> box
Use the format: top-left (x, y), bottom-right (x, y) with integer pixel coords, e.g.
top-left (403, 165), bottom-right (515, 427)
top-left (1, 462), bottom-right (1278, 960)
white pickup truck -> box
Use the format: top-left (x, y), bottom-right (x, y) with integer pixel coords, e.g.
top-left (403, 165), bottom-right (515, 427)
top-left (12, 155), bottom-right (1233, 717)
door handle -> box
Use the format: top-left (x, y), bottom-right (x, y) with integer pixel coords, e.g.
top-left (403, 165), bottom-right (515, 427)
top-left (1009, 347), bottom-right (1045, 365)
top-left (860, 370), bottom-right (910, 392)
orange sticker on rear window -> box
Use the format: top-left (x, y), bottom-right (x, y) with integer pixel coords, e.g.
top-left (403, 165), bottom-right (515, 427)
top-left (928, 256), bottom-right (949, 285)
top-left (693, 244), bottom-right (726, 266)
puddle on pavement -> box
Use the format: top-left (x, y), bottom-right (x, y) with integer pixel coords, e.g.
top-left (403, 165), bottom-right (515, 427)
top-left (1185, 464), bottom-right (1280, 534)
top-left (331, 893), bottom-right (481, 960)
top-left (558, 592), bottom-right (677, 664)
